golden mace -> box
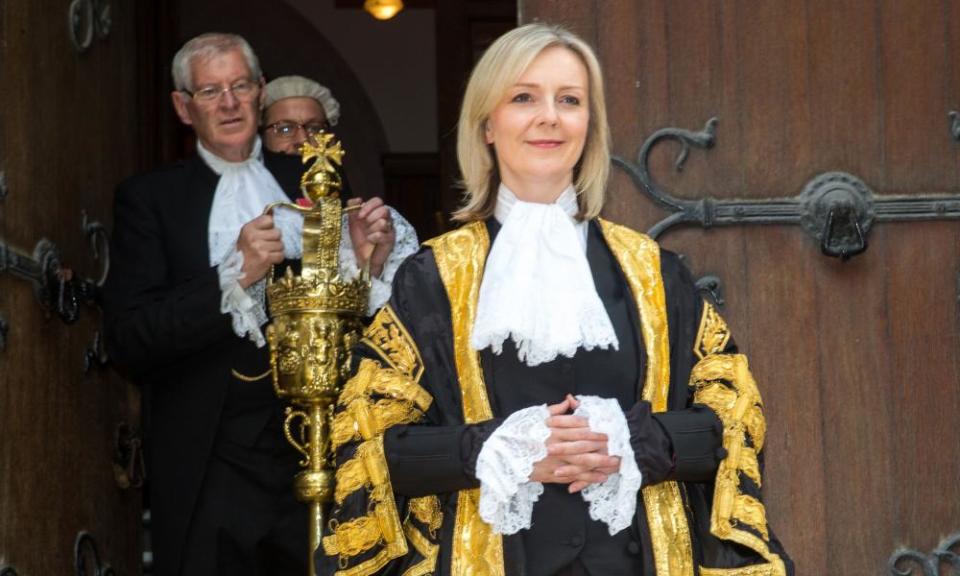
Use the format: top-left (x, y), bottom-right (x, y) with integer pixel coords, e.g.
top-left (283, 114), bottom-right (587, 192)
top-left (265, 133), bottom-right (369, 576)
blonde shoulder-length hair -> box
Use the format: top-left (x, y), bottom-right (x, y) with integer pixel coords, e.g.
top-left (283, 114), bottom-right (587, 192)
top-left (453, 23), bottom-right (611, 222)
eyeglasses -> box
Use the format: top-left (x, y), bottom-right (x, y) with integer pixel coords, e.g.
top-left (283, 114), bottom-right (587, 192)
top-left (182, 80), bottom-right (259, 103)
top-left (266, 121), bottom-right (329, 139)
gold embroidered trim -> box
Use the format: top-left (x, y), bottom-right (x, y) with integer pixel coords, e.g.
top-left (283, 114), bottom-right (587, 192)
top-left (408, 496), bottom-right (443, 537)
top-left (323, 437), bottom-right (409, 575)
top-left (731, 494), bottom-right (769, 540)
top-left (332, 360), bottom-right (432, 452)
top-left (692, 353), bottom-right (786, 576)
top-left (230, 368), bottom-right (271, 382)
top-left (700, 565), bottom-right (780, 576)
top-left (402, 521), bottom-right (440, 576)
top-left (600, 219), bottom-right (694, 576)
top-left (334, 437), bottom-right (393, 506)
top-left (322, 515), bottom-right (381, 557)
top-left (330, 548), bottom-right (396, 576)
top-left (739, 445), bottom-right (762, 487)
top-left (325, 356), bottom-right (433, 574)
top-left (339, 359), bottom-right (432, 410)
top-left (426, 223), bottom-right (505, 576)
top-left (695, 302), bottom-right (732, 360)
top-left (600, 221), bottom-right (671, 411)
top-left (425, 223), bottom-right (495, 424)
top-left (332, 397), bottom-right (427, 450)
top-left (362, 304), bottom-right (425, 382)
top-left (692, 356), bottom-right (766, 453)
top-left (453, 489), bottom-right (505, 575)
top-left (334, 455), bottom-right (368, 505)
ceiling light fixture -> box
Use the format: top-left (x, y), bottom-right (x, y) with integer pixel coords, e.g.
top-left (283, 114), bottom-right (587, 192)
top-left (364, 0), bottom-right (404, 20)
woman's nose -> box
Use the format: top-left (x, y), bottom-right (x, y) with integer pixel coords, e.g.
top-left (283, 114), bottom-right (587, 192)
top-left (538, 101), bottom-right (559, 125)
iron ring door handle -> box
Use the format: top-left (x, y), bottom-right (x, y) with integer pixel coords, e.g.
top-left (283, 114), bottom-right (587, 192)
top-left (819, 205), bottom-right (868, 260)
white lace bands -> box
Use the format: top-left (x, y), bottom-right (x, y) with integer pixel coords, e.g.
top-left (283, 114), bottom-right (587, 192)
top-left (476, 405), bottom-right (551, 534)
top-left (198, 137), bottom-right (419, 345)
top-left (575, 395), bottom-right (643, 535)
top-left (475, 396), bottom-right (641, 536)
top-left (471, 184), bottom-right (619, 367)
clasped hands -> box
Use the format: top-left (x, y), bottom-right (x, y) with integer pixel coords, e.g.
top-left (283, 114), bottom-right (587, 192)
top-left (235, 197), bottom-right (395, 288)
top-left (529, 394), bottom-right (622, 494)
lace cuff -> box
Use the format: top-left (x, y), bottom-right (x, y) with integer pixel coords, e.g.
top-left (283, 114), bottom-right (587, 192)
top-left (476, 405), bottom-right (551, 535)
top-left (339, 207), bottom-right (419, 315)
top-left (575, 395), bottom-right (643, 535)
top-left (216, 248), bottom-right (268, 347)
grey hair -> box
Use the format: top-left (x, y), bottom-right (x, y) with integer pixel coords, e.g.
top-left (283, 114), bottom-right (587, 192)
top-left (171, 32), bottom-right (262, 92)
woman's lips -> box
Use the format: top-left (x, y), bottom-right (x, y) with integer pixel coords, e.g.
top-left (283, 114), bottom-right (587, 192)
top-left (527, 139), bottom-right (564, 148)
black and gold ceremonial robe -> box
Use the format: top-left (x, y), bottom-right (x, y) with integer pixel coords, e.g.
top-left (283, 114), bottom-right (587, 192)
top-left (319, 218), bottom-right (793, 576)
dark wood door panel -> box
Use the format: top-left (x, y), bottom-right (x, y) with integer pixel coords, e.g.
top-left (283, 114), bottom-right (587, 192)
top-left (523, 0), bottom-right (960, 573)
top-left (885, 222), bottom-right (960, 550)
top-left (0, 0), bottom-right (143, 573)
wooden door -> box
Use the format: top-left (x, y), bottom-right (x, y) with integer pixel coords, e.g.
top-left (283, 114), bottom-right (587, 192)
top-left (521, 1), bottom-right (960, 573)
top-left (0, 0), bottom-right (158, 573)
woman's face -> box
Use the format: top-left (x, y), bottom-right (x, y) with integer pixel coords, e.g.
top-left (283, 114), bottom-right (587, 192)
top-left (485, 46), bottom-right (590, 201)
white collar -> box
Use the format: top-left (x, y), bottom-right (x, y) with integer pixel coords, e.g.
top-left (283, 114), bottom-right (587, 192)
top-left (202, 136), bottom-right (303, 266)
top-left (471, 184), bottom-right (618, 366)
top-left (197, 136), bottom-right (263, 174)
top-left (493, 184), bottom-right (587, 250)
top-left (493, 183), bottom-right (579, 221)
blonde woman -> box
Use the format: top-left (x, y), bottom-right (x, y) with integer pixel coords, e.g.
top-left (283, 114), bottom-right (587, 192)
top-left (321, 23), bottom-right (792, 576)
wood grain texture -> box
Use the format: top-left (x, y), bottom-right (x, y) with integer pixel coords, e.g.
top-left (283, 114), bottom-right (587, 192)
top-left (0, 0), bottom-right (142, 573)
top-left (879, 0), bottom-right (960, 556)
top-left (436, 0), bottom-right (516, 225)
top-left (521, 0), bottom-right (960, 573)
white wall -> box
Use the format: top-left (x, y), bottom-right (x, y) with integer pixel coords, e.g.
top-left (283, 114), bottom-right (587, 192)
top-left (284, 0), bottom-right (438, 153)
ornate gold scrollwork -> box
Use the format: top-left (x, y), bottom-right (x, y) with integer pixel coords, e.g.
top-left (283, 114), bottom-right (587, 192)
top-left (362, 305), bottom-right (424, 381)
top-left (264, 131), bottom-right (370, 576)
top-left (692, 352), bottom-right (786, 575)
top-left (695, 302), bottom-right (732, 360)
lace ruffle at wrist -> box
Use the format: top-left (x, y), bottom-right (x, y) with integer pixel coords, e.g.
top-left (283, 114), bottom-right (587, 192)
top-left (476, 397), bottom-right (642, 536)
top-left (476, 405), bottom-right (551, 535)
top-left (338, 207), bottom-right (419, 315)
top-left (217, 248), bottom-right (268, 347)
top-left (575, 395), bottom-right (643, 535)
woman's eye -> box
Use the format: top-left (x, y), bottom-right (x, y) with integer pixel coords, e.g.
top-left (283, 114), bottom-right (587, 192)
top-left (511, 92), bottom-right (533, 103)
top-left (560, 95), bottom-right (581, 106)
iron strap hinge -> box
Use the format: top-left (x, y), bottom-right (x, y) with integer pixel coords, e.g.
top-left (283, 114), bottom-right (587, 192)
top-left (613, 116), bottom-right (960, 260)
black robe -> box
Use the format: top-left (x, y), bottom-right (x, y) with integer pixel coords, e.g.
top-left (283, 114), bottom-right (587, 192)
top-left (319, 219), bottom-right (793, 575)
top-left (102, 150), bottom-right (309, 576)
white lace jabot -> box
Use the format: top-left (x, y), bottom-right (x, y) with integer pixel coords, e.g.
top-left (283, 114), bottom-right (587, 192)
top-left (200, 138), bottom-right (417, 346)
top-left (470, 184), bottom-right (619, 367)
top-left (201, 137), bottom-right (302, 347)
top-left (202, 136), bottom-right (303, 266)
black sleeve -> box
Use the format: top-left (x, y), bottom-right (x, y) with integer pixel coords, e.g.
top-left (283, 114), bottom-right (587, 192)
top-left (632, 249), bottom-right (724, 483)
top-left (101, 178), bottom-right (232, 377)
top-left (626, 401), bottom-right (675, 486)
top-left (384, 418), bottom-right (503, 497)
top-left (651, 404), bottom-right (725, 482)
top-left (375, 247), bottom-right (507, 497)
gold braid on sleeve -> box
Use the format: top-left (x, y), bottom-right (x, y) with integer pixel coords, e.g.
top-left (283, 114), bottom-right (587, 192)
top-left (401, 495), bottom-right (443, 576)
top-left (322, 344), bottom-right (438, 575)
top-left (691, 303), bottom-right (786, 576)
top-left (361, 304), bottom-right (425, 382)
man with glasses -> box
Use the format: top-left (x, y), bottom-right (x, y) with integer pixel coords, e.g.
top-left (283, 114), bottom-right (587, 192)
top-left (261, 75), bottom-right (418, 287)
top-left (103, 33), bottom-right (320, 576)
top-left (261, 75), bottom-right (338, 156)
